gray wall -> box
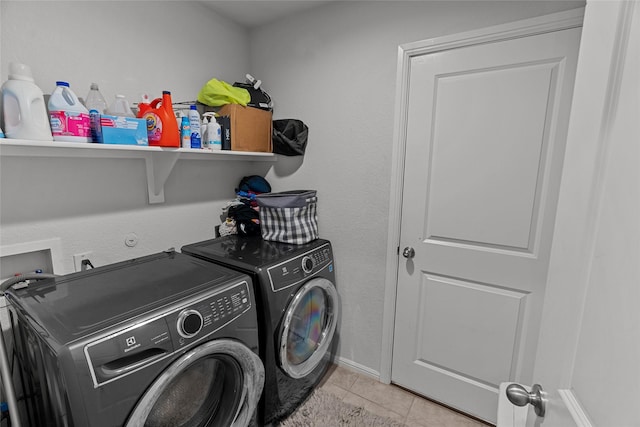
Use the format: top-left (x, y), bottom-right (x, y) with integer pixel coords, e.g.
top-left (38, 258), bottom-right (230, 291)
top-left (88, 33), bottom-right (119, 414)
top-left (251, 1), bottom-right (583, 373)
top-left (1, 1), bottom-right (247, 103)
top-left (1, 0), bottom-right (583, 376)
top-left (0, 1), bottom-right (264, 273)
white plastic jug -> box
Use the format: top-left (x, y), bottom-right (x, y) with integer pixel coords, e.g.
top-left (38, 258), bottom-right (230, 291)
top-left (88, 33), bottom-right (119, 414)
top-left (106, 94), bottom-right (134, 117)
top-left (1, 63), bottom-right (53, 141)
top-left (48, 81), bottom-right (91, 142)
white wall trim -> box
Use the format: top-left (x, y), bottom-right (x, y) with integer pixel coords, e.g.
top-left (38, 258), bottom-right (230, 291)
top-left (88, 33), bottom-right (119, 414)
top-left (399, 7), bottom-right (583, 57)
top-left (379, 7), bottom-right (585, 385)
top-left (559, 389), bottom-right (595, 427)
top-left (565, 0), bottom-right (637, 383)
top-left (335, 356), bottom-right (381, 381)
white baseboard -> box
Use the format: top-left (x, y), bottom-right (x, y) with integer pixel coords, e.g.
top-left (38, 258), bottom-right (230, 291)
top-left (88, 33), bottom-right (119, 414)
top-left (559, 389), bottom-right (594, 427)
top-left (334, 356), bottom-right (382, 382)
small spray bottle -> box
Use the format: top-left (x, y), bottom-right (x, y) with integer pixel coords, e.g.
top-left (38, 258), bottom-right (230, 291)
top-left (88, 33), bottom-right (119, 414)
top-left (180, 113), bottom-right (191, 149)
top-left (201, 115), bottom-right (209, 150)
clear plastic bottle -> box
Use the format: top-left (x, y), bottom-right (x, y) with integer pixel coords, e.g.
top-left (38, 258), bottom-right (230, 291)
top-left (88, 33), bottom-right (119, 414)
top-left (84, 83), bottom-right (107, 114)
top-left (106, 94), bottom-right (135, 117)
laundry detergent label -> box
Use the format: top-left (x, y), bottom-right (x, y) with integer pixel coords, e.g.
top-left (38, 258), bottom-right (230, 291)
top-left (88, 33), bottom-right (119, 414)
top-left (143, 112), bottom-right (163, 143)
top-left (49, 110), bottom-right (90, 138)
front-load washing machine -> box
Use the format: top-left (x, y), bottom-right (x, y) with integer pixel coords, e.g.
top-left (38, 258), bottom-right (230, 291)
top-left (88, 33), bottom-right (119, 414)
top-left (181, 235), bottom-right (339, 426)
top-left (5, 249), bottom-right (264, 427)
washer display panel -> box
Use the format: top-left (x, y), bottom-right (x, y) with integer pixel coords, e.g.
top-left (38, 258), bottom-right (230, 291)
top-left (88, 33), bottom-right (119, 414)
top-left (279, 278), bottom-right (338, 379)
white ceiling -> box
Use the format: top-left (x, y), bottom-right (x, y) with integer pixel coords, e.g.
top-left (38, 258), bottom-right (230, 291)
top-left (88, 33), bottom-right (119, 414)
top-left (199, 0), bottom-right (333, 28)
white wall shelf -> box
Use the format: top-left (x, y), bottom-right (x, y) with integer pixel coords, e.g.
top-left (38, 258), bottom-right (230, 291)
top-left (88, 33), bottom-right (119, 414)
top-left (0, 139), bottom-right (276, 204)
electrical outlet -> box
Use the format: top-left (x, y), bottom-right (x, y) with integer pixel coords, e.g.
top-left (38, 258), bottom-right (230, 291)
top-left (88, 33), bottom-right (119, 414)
top-left (73, 252), bottom-right (93, 272)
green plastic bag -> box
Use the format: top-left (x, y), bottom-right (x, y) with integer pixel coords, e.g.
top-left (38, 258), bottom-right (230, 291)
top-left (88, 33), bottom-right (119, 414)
top-left (197, 78), bottom-right (250, 107)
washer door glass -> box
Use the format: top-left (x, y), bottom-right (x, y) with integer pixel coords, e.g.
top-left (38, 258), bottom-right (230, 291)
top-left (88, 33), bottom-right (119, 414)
top-left (279, 277), bottom-right (339, 379)
top-left (126, 340), bottom-right (264, 427)
top-left (146, 355), bottom-right (238, 426)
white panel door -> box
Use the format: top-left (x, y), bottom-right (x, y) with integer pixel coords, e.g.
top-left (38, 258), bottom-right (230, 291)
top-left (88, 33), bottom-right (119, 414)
top-left (391, 21), bottom-right (581, 423)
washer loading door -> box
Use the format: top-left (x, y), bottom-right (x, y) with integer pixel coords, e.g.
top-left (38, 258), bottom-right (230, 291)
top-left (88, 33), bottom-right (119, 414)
top-left (279, 277), bottom-right (339, 379)
top-left (126, 339), bottom-right (264, 427)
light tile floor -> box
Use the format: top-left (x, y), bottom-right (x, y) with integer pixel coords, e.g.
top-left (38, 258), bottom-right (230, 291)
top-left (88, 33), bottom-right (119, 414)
top-left (318, 364), bottom-right (495, 427)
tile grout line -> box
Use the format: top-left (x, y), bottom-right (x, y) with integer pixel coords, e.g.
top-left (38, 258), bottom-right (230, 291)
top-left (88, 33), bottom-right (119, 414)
top-left (348, 372), bottom-right (415, 422)
top-left (346, 388), bottom-right (411, 422)
top-left (404, 394), bottom-right (419, 425)
top-left (325, 365), bottom-right (496, 426)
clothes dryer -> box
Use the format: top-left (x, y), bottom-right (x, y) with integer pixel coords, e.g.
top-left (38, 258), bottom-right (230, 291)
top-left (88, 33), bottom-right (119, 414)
top-left (5, 250), bottom-right (264, 427)
top-left (182, 235), bottom-right (339, 426)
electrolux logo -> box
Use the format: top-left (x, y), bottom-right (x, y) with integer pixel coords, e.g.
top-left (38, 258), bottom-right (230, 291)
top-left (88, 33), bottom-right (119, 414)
top-left (124, 336), bottom-right (141, 353)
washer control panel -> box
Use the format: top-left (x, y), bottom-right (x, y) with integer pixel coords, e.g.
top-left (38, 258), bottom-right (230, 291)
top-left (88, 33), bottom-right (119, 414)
top-left (268, 243), bottom-right (333, 292)
top-left (171, 282), bottom-right (251, 347)
top-left (84, 281), bottom-right (251, 388)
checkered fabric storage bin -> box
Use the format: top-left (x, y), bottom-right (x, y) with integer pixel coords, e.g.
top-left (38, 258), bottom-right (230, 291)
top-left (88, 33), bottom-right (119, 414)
top-left (256, 190), bottom-right (318, 244)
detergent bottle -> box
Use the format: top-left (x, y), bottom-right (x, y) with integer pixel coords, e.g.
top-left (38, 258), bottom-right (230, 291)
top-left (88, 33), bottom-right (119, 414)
top-left (136, 91), bottom-right (179, 147)
top-left (107, 94), bottom-right (135, 117)
top-left (1, 63), bottom-right (53, 141)
top-left (48, 81), bottom-right (91, 142)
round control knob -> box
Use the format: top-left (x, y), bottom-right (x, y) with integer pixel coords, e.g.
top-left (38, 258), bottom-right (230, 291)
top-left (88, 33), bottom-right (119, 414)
top-left (302, 256), bottom-right (315, 273)
top-left (177, 309), bottom-right (203, 338)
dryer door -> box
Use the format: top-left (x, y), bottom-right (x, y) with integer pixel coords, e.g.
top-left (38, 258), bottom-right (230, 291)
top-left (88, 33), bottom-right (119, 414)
top-left (279, 277), bottom-right (339, 379)
top-left (126, 339), bottom-right (264, 427)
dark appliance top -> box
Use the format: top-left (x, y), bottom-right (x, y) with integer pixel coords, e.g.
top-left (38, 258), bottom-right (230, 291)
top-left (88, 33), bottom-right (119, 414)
top-left (5, 250), bottom-right (248, 344)
top-left (181, 235), bottom-right (329, 272)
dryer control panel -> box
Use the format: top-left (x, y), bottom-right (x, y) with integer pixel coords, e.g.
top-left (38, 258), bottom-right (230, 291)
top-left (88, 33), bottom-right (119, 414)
top-left (267, 243), bottom-right (333, 292)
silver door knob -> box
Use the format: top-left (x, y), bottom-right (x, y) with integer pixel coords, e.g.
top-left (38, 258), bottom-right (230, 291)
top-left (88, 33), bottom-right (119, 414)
top-left (506, 383), bottom-right (546, 417)
top-left (402, 247), bottom-right (415, 258)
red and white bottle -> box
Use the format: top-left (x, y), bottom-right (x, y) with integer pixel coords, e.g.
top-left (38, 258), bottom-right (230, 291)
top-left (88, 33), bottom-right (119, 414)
top-left (48, 81), bottom-right (91, 142)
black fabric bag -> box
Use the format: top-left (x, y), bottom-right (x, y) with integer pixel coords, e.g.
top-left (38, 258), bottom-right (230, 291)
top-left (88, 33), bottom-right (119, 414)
top-left (232, 82), bottom-right (273, 111)
top-left (272, 119), bottom-right (309, 156)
